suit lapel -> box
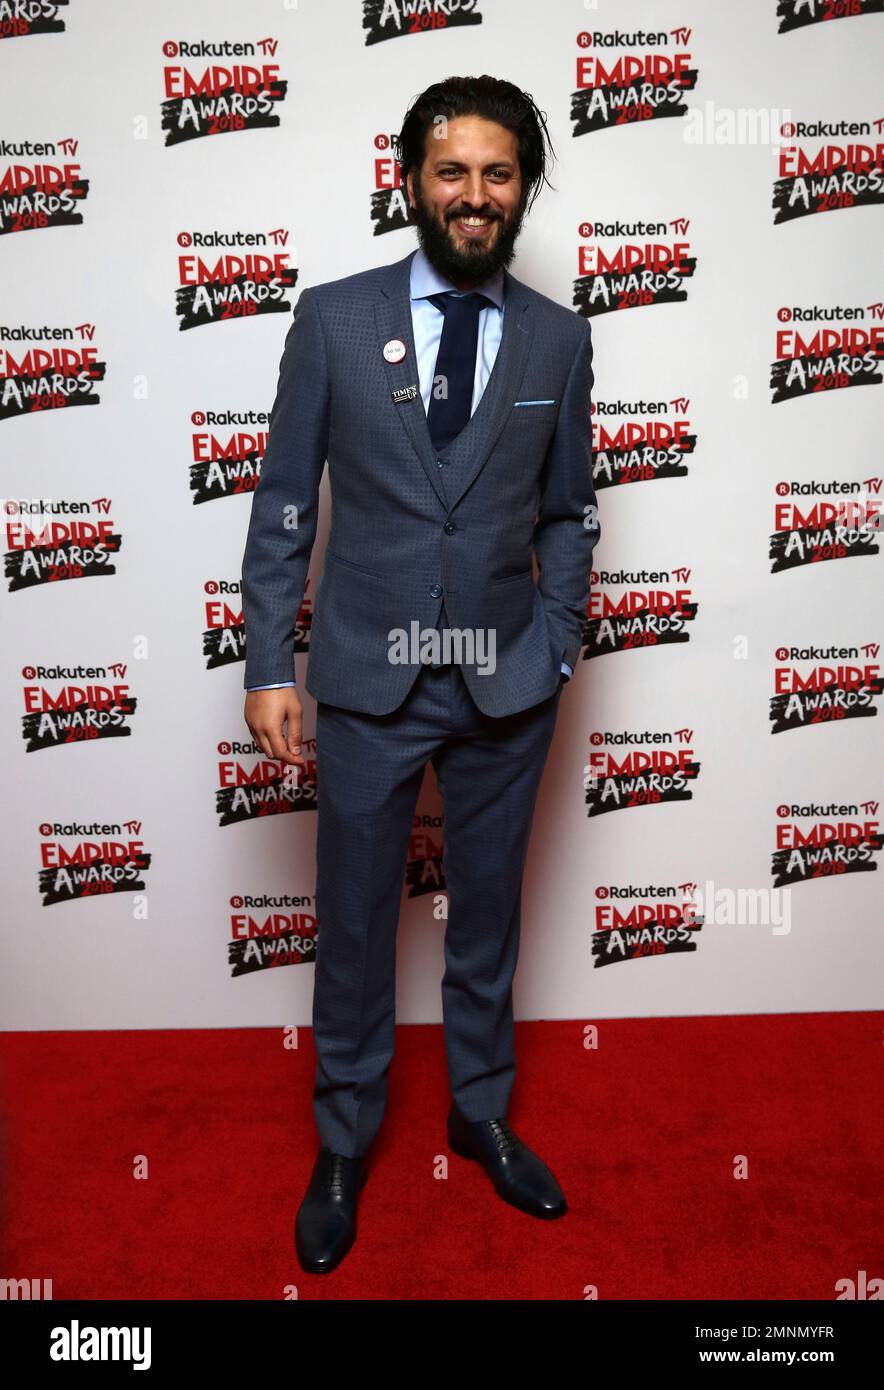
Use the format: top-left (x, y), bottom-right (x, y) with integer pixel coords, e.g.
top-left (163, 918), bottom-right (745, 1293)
top-left (444, 269), bottom-right (533, 509)
top-left (374, 250), bottom-right (534, 513)
top-left (374, 251), bottom-right (446, 509)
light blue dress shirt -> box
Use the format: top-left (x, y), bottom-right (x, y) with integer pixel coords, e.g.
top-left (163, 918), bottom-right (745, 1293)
top-left (247, 247), bottom-right (572, 689)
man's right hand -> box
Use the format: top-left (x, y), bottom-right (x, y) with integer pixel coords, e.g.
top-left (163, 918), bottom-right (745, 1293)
top-left (244, 687), bottom-right (306, 770)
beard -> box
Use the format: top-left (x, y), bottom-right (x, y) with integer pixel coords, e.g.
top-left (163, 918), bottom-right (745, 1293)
top-left (409, 176), bottom-right (526, 284)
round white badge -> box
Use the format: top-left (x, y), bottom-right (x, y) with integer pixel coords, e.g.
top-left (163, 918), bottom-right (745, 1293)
top-left (383, 338), bottom-right (406, 364)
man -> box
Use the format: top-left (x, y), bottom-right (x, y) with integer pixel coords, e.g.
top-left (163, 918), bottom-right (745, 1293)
top-left (241, 75), bottom-right (600, 1274)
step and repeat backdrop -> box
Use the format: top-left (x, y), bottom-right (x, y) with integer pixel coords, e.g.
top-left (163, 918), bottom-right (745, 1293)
top-left (2, 0), bottom-right (882, 1030)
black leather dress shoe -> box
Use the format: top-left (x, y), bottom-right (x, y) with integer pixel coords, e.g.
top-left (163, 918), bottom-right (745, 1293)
top-left (295, 1146), bottom-right (368, 1273)
top-left (447, 1103), bottom-right (567, 1219)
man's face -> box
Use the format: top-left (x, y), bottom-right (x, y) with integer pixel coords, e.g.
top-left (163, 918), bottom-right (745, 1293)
top-left (405, 115), bottom-right (527, 287)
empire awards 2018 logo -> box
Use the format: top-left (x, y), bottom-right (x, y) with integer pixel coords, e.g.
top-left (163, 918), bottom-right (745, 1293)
top-left (216, 738), bottom-right (317, 825)
top-left (584, 727), bottom-right (702, 818)
top-left (228, 892), bottom-right (317, 976)
top-left (769, 475), bottom-right (882, 570)
top-left (770, 302), bottom-right (884, 401)
top-left (160, 38), bottom-right (287, 145)
top-left (0, 1), bottom-right (69, 40)
top-left (582, 566), bottom-right (699, 658)
top-left (774, 118), bottom-right (884, 222)
top-left (770, 644), bottom-right (883, 732)
top-left (777, 0), bottom-right (883, 34)
top-left (0, 322), bottom-right (107, 420)
top-left (574, 218), bottom-right (697, 318)
top-left (0, 136), bottom-right (89, 235)
top-left (570, 27), bottom-right (699, 137)
top-left (362, 0), bottom-right (483, 46)
top-left (188, 408), bottom-right (269, 504)
top-left (592, 395), bottom-right (696, 488)
top-left (174, 229), bottom-right (297, 329)
top-left (19, 663), bottom-right (138, 751)
top-left (4, 496), bottom-right (123, 588)
top-left (772, 801), bottom-right (882, 886)
top-left (37, 820), bottom-right (152, 906)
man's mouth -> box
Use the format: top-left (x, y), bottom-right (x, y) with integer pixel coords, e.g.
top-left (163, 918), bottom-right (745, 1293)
top-left (451, 214), bottom-right (497, 238)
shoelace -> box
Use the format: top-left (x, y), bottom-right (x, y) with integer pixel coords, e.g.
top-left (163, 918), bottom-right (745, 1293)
top-left (486, 1119), bottom-right (525, 1158)
top-left (326, 1153), bottom-right (350, 1197)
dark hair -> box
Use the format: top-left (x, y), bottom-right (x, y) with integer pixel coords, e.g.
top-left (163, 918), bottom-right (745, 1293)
top-left (394, 74), bottom-right (556, 216)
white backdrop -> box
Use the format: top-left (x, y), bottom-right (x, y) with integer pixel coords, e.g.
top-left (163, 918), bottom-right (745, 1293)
top-left (2, 0), bottom-right (882, 1031)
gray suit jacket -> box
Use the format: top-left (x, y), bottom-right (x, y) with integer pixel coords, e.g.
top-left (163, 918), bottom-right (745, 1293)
top-left (241, 248), bottom-right (600, 717)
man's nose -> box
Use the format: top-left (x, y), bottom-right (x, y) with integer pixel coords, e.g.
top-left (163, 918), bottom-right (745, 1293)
top-left (461, 176), bottom-right (491, 207)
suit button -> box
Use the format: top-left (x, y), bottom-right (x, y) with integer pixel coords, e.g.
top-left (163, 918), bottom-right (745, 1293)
top-left (443, 521), bottom-right (456, 534)
top-left (437, 458), bottom-right (445, 469)
top-left (430, 584), bottom-right (442, 598)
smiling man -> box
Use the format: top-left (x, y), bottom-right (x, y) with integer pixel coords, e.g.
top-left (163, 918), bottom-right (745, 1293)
top-left (241, 75), bottom-right (600, 1274)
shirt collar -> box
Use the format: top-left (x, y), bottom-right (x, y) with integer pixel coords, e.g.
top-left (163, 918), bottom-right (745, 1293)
top-left (410, 245), bottom-right (505, 310)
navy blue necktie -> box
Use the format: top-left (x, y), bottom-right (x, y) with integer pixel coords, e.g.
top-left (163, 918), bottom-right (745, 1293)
top-left (425, 290), bottom-right (495, 455)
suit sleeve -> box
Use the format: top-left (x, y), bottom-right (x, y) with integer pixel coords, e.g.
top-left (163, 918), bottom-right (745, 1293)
top-left (533, 320), bottom-right (600, 673)
top-left (240, 288), bottom-right (331, 688)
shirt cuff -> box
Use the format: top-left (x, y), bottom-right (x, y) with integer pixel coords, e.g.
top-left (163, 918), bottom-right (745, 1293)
top-left (246, 681), bottom-right (296, 690)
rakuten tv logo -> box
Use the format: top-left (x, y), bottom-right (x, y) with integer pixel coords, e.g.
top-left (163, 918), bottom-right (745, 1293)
top-left (37, 820), bottom-right (152, 906)
top-left (770, 303), bottom-right (884, 402)
top-left (4, 496), bottom-right (122, 590)
top-left (772, 801), bottom-right (882, 886)
top-left (228, 893), bottom-right (318, 976)
top-left (575, 219), bottom-right (696, 317)
top-left (584, 727), bottom-right (701, 817)
top-left (216, 739), bottom-right (317, 824)
top-left (20, 663), bottom-right (138, 751)
top-left (203, 577), bottom-right (312, 670)
top-left (363, 0), bottom-right (483, 46)
top-left (770, 477), bottom-right (881, 571)
top-left (583, 567), bottom-right (698, 658)
top-left (592, 882), bottom-right (703, 967)
top-left (571, 27), bottom-right (698, 136)
top-left (592, 395), bottom-right (695, 488)
top-left (160, 38), bottom-right (287, 145)
top-left (770, 644), bottom-right (883, 733)
top-left (0, 136), bottom-right (88, 235)
top-left (0, 323), bottom-right (107, 420)
top-left (774, 119), bottom-right (884, 223)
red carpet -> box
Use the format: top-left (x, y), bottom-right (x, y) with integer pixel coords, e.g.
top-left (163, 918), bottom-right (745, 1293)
top-left (1, 1014), bottom-right (881, 1300)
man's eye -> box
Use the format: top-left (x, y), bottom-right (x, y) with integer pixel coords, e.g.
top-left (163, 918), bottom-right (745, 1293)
top-left (437, 168), bottom-right (510, 181)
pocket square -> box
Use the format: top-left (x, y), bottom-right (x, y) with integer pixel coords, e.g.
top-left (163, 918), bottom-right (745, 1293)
top-left (513, 399), bottom-right (556, 407)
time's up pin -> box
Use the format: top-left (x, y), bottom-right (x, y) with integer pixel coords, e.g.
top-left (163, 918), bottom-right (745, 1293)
top-left (391, 384), bottom-right (418, 404)
top-left (383, 338), bottom-right (406, 363)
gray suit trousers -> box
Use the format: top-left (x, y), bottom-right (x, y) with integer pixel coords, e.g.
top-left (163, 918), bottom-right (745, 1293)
top-left (312, 655), bottom-right (563, 1157)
